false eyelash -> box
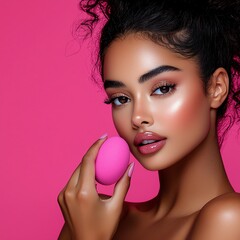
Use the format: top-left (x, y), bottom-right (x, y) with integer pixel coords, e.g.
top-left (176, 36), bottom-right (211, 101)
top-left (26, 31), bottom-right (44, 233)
top-left (152, 83), bottom-right (176, 94)
top-left (104, 94), bottom-right (129, 105)
top-left (104, 98), bottom-right (112, 104)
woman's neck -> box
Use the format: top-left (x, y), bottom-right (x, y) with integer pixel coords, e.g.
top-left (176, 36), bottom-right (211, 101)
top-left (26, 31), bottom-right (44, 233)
top-left (154, 131), bottom-right (233, 219)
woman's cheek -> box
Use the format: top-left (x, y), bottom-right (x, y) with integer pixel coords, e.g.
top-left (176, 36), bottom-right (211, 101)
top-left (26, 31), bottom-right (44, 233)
top-left (162, 91), bottom-right (210, 134)
top-left (112, 108), bottom-right (132, 138)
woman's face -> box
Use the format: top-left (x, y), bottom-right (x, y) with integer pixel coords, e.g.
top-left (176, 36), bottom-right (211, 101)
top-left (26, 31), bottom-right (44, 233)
top-left (103, 34), bottom-right (212, 170)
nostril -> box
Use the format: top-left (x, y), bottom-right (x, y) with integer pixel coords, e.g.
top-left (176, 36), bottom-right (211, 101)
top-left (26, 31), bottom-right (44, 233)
top-left (141, 121), bottom-right (149, 125)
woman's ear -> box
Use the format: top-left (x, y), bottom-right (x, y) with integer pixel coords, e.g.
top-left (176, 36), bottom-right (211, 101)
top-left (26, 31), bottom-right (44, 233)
top-left (208, 67), bottom-right (229, 109)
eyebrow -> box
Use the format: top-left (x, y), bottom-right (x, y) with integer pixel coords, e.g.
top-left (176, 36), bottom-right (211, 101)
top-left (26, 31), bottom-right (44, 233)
top-left (104, 65), bottom-right (180, 89)
top-left (104, 80), bottom-right (125, 89)
top-left (139, 65), bottom-right (180, 83)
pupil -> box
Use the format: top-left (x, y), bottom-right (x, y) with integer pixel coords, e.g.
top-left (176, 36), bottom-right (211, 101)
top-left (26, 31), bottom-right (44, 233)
top-left (119, 97), bottom-right (127, 103)
top-left (161, 86), bottom-right (169, 93)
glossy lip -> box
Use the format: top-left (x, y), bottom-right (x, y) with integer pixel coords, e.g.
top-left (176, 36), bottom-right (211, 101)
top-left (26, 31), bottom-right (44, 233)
top-left (134, 132), bottom-right (167, 155)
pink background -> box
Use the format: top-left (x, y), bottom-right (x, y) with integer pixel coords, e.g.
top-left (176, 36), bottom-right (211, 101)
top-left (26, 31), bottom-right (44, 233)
top-left (0, 1), bottom-right (239, 239)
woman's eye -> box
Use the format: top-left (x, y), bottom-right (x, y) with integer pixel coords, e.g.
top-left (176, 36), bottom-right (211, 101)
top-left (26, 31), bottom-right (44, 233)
top-left (113, 96), bottom-right (130, 105)
top-left (153, 84), bottom-right (175, 95)
top-left (112, 96), bottom-right (130, 106)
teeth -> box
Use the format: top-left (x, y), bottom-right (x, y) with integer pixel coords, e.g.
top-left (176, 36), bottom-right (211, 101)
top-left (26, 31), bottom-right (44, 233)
top-left (141, 140), bottom-right (156, 145)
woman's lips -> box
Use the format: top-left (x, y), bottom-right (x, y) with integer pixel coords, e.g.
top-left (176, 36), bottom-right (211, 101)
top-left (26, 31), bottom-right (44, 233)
top-left (134, 132), bottom-right (166, 155)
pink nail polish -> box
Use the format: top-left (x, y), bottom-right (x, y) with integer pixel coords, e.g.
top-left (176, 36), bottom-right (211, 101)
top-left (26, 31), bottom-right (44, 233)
top-left (128, 162), bottom-right (135, 177)
top-left (99, 133), bottom-right (108, 139)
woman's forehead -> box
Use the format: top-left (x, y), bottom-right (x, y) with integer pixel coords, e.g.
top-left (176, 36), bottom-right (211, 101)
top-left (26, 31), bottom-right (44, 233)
top-left (103, 34), bottom-right (200, 80)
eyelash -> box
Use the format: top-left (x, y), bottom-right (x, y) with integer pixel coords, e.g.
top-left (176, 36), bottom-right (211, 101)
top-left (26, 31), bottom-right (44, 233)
top-left (104, 94), bottom-right (129, 105)
top-left (104, 83), bottom-right (176, 106)
top-left (151, 83), bottom-right (176, 96)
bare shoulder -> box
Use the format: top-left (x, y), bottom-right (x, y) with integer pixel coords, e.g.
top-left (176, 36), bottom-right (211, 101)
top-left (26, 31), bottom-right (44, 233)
top-left (188, 192), bottom-right (240, 240)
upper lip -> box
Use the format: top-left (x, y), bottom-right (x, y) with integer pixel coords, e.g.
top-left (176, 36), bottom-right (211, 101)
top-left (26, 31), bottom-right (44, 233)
top-left (134, 131), bottom-right (166, 147)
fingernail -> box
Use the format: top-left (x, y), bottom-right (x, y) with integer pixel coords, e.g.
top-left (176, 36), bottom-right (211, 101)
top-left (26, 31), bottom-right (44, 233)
top-left (128, 162), bottom-right (135, 178)
top-left (99, 133), bottom-right (108, 140)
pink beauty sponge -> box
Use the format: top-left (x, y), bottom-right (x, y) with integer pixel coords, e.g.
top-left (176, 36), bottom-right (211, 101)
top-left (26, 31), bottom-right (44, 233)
top-left (95, 136), bottom-right (130, 185)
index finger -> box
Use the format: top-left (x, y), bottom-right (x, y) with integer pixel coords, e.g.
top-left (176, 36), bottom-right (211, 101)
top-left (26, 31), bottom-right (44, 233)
top-left (76, 134), bottom-right (107, 191)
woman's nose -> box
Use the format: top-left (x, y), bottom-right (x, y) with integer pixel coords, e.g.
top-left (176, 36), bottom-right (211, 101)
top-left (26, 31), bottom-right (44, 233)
top-left (131, 101), bottom-right (153, 129)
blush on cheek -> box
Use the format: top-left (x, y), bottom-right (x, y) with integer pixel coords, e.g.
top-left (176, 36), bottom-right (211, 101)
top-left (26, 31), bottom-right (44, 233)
top-left (164, 91), bottom-right (209, 131)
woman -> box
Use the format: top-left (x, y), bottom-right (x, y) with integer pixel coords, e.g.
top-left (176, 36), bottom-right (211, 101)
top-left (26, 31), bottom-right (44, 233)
top-left (58, 0), bottom-right (240, 239)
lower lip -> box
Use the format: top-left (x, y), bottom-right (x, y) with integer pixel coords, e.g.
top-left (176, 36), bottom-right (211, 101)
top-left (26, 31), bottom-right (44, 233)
top-left (137, 139), bottom-right (166, 155)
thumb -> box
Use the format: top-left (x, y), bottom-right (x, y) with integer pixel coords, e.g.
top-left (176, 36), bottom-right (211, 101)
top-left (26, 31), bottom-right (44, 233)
top-left (112, 162), bottom-right (135, 206)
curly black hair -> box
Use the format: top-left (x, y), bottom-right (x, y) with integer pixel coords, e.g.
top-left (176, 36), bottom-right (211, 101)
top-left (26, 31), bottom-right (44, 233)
top-left (78, 0), bottom-right (240, 144)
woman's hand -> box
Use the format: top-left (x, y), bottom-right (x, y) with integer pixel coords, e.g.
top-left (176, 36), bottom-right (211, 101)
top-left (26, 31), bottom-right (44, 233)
top-left (58, 135), bottom-right (134, 240)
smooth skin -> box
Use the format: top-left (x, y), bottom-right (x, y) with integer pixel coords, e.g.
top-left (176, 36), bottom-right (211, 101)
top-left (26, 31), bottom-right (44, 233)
top-left (58, 33), bottom-right (240, 239)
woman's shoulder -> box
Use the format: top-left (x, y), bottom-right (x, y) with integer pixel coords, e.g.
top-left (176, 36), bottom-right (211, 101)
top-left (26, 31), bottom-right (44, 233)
top-left (197, 192), bottom-right (240, 223)
top-left (188, 192), bottom-right (240, 240)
